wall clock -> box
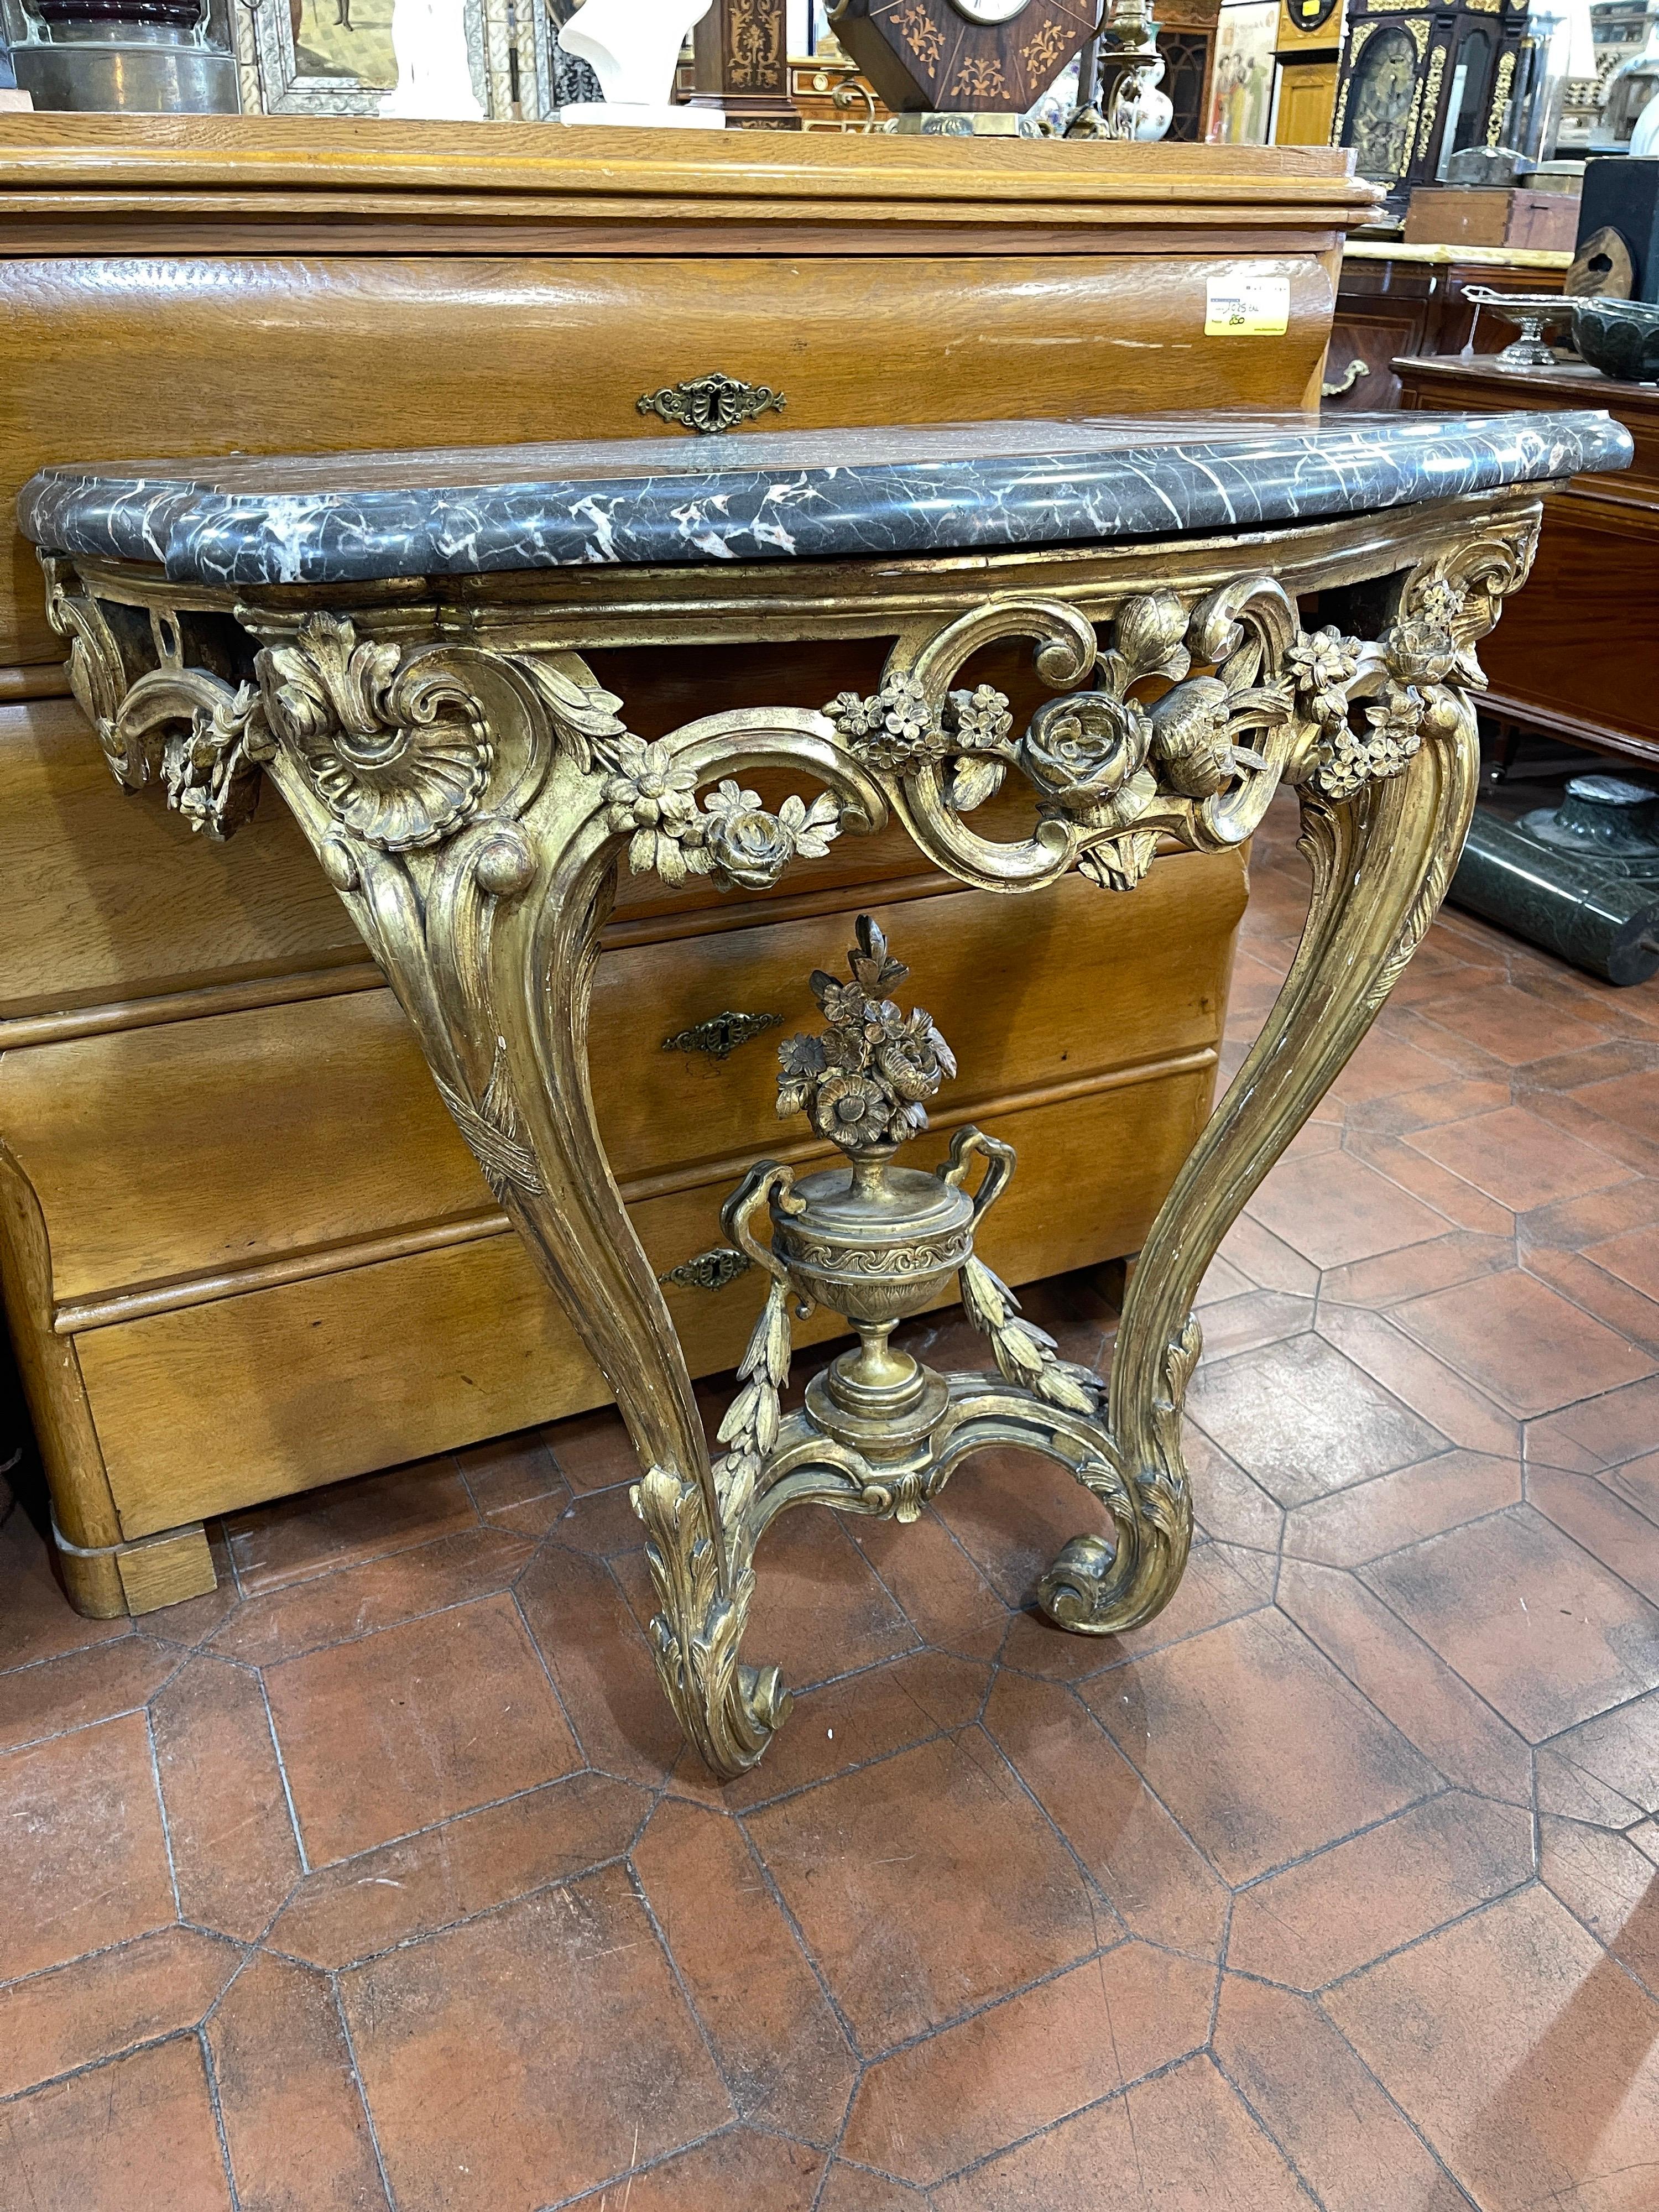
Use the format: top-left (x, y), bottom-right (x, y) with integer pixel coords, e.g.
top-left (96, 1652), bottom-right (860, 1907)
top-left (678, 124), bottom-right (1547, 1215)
top-left (1331, 0), bottom-right (1524, 215)
top-left (830, 0), bottom-right (1095, 111)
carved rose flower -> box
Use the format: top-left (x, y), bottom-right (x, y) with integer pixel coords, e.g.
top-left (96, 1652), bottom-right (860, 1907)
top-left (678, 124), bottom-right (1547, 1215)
top-left (811, 1072), bottom-right (891, 1145)
top-left (1021, 691), bottom-right (1151, 810)
top-left (875, 1008), bottom-right (958, 1107)
top-left (947, 684), bottom-right (1015, 749)
top-left (700, 782), bottom-right (794, 889)
top-left (1148, 676), bottom-right (1236, 800)
top-left (1384, 617), bottom-right (1457, 688)
top-left (700, 782), bottom-right (840, 891)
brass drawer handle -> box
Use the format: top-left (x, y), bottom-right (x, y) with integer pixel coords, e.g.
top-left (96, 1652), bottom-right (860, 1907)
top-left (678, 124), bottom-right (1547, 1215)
top-left (1321, 358), bottom-right (1370, 400)
top-left (659, 1246), bottom-right (753, 1292)
top-left (662, 1010), bottom-right (783, 1062)
top-left (637, 373), bottom-right (787, 435)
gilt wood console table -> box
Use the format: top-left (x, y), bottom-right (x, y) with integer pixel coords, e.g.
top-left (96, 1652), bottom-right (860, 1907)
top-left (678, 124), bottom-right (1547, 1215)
top-left (19, 408), bottom-right (1630, 1776)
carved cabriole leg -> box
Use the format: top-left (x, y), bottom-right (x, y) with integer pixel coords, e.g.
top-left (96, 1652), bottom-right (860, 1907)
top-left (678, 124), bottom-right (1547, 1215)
top-left (254, 732), bottom-right (793, 1778)
top-left (1039, 705), bottom-right (1483, 1631)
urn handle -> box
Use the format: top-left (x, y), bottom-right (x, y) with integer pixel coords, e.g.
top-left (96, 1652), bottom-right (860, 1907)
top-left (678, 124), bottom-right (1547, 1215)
top-left (938, 1125), bottom-right (1015, 1229)
top-left (720, 1159), bottom-right (806, 1290)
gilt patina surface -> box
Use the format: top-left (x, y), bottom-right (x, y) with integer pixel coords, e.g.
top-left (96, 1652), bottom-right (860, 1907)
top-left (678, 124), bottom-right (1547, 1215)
top-left (19, 416), bottom-right (1587, 1774)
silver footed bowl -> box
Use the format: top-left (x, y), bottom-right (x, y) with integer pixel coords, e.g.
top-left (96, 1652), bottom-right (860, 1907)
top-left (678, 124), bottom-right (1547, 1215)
top-left (1573, 297), bottom-right (1659, 385)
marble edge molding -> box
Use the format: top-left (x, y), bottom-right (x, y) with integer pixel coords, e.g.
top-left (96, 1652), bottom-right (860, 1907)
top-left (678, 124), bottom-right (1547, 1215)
top-left (17, 410), bottom-right (1633, 586)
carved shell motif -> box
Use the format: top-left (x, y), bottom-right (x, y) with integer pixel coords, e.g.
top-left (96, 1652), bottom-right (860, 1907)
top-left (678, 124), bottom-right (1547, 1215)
top-left (259, 613), bottom-right (492, 853)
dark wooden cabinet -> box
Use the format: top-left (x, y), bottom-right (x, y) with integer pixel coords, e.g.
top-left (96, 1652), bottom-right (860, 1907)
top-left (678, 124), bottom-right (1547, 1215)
top-left (1396, 352), bottom-right (1659, 766)
top-left (1326, 243), bottom-right (1568, 409)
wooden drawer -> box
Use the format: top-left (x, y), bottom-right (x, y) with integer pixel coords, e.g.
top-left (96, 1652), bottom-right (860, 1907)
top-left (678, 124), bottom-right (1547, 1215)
top-left (75, 1060), bottom-right (1217, 1537)
top-left (0, 252), bottom-right (1339, 667)
top-left (0, 670), bottom-right (1029, 1022)
top-left (2, 852), bottom-right (1245, 1311)
top-left (0, 696), bottom-right (359, 1021)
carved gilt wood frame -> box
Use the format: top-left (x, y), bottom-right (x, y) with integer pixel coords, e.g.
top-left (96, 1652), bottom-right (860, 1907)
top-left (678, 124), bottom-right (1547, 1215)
top-left (231, 0), bottom-right (551, 119)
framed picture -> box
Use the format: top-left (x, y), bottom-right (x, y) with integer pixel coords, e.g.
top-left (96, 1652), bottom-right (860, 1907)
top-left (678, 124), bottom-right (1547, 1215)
top-left (1206, 0), bottom-right (1277, 142)
top-left (233, 0), bottom-right (552, 116)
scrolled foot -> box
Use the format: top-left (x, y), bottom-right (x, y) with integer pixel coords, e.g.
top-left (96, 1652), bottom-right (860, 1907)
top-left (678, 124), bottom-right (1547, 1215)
top-left (633, 1463), bottom-right (791, 1778)
top-left (1038, 1533), bottom-right (1130, 1635)
top-left (1035, 1442), bottom-right (1190, 1637)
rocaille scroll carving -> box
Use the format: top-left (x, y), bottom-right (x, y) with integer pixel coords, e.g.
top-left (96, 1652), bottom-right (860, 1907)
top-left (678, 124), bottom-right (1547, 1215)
top-left (38, 505), bottom-right (1538, 1776)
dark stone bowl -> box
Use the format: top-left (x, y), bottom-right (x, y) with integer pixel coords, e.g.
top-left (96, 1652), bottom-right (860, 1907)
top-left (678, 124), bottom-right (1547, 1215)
top-left (1573, 298), bottom-right (1659, 385)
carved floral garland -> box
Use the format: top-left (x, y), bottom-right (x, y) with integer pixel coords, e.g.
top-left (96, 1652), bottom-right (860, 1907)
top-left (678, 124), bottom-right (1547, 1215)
top-left (47, 557), bottom-right (1496, 889)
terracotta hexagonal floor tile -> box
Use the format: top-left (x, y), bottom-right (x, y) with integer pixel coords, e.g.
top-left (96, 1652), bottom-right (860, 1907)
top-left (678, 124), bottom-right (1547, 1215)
top-left (0, 2036), bottom-right (233, 2211)
top-left (340, 1865), bottom-right (731, 2212)
top-left (930, 2053), bottom-right (1308, 2210)
top-left (1327, 1885), bottom-right (1659, 2212)
top-left (1225, 1789), bottom-right (1533, 1990)
top-left (632, 1796), bottom-right (858, 2146)
top-left (1540, 1817), bottom-right (1659, 2000)
top-left (1245, 1148), bottom-right (1450, 1270)
top-left (1283, 1448), bottom-right (1521, 1568)
top-left (1390, 1269), bottom-right (1654, 1419)
top-left (1361, 1504), bottom-right (1659, 1743)
top-left (982, 1669), bottom-right (1228, 1959)
top-left (0, 1710), bottom-right (177, 1983)
top-left (1084, 1610), bottom-right (1439, 1886)
top-left (1404, 1103), bottom-right (1630, 1214)
top-left (840, 1943), bottom-right (1213, 2186)
top-left (1215, 1975), bottom-right (1469, 2212)
top-left (263, 1593), bottom-right (581, 1864)
top-left (1186, 1333), bottom-right (1447, 1507)
top-left (0, 1926), bottom-right (238, 2101)
top-left (223, 1457), bottom-right (479, 1593)
top-left (1534, 1690), bottom-right (1659, 1827)
top-left (745, 1726), bottom-right (1103, 2051)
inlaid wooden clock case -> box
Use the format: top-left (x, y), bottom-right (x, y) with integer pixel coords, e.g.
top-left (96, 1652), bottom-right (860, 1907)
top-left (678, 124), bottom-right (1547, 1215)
top-left (1331, 0), bottom-right (1526, 214)
top-left (0, 119), bottom-right (1380, 1616)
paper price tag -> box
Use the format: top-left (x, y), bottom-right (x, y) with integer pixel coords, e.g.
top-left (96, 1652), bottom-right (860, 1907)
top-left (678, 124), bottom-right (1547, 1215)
top-left (1204, 276), bottom-right (1291, 337)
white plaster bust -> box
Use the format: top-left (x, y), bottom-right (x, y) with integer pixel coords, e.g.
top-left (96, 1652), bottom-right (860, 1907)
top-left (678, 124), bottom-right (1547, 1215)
top-left (380, 0), bottom-right (486, 121)
top-left (559, 0), bottom-right (724, 125)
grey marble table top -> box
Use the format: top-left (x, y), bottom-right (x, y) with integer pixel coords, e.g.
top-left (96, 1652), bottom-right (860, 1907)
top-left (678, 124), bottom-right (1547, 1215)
top-left (18, 409), bottom-right (1631, 587)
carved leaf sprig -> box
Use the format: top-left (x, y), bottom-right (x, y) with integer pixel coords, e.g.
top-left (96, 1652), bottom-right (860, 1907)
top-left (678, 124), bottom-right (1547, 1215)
top-left (959, 1254), bottom-right (1105, 1416)
top-left (775, 916), bottom-right (957, 1154)
top-left (712, 1276), bottom-right (794, 1550)
top-left (514, 658), bottom-right (630, 773)
top-left (631, 1463), bottom-right (788, 1774)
